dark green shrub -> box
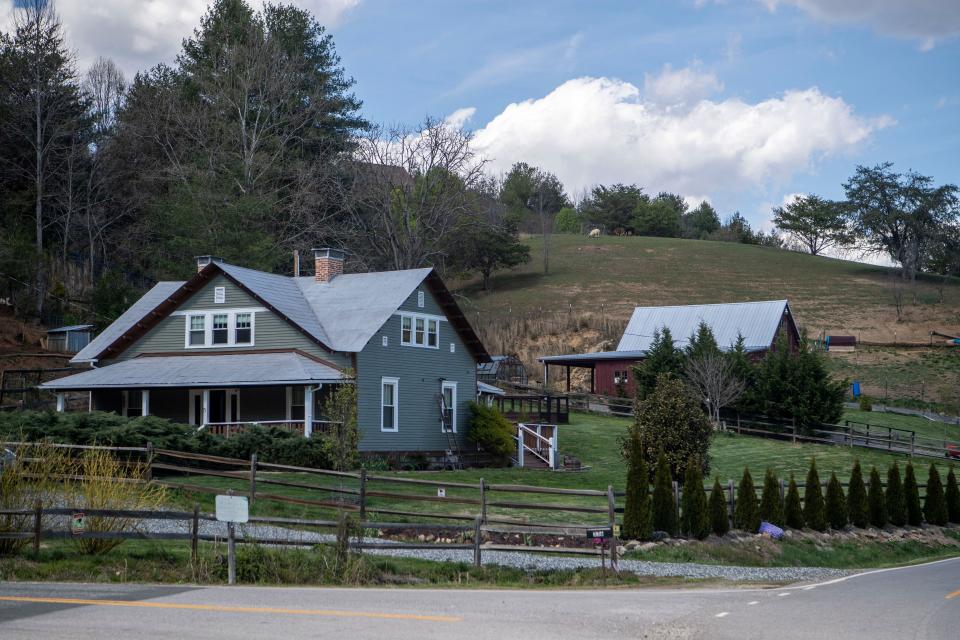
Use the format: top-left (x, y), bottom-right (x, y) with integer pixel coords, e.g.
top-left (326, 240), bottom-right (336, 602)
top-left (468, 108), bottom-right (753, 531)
top-left (886, 462), bottom-right (907, 527)
top-left (946, 466), bottom-right (960, 525)
top-left (868, 467), bottom-right (887, 528)
top-left (803, 459), bottom-right (827, 532)
top-left (784, 474), bottom-right (804, 529)
top-left (924, 464), bottom-right (948, 526)
top-left (651, 450), bottom-right (677, 535)
top-left (825, 472), bottom-right (847, 530)
top-left (709, 477), bottom-right (729, 536)
top-left (622, 432), bottom-right (652, 541)
top-left (904, 462), bottom-right (923, 526)
top-left (858, 395), bottom-right (872, 412)
top-left (759, 468), bottom-right (784, 526)
top-left (847, 460), bottom-right (869, 528)
top-left (681, 459), bottom-right (710, 540)
top-left (467, 403), bottom-right (516, 462)
top-left (734, 467), bottom-right (760, 532)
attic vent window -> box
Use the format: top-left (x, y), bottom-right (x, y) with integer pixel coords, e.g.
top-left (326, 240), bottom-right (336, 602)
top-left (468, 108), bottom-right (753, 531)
top-left (214, 287), bottom-right (226, 304)
top-left (417, 291), bottom-right (425, 308)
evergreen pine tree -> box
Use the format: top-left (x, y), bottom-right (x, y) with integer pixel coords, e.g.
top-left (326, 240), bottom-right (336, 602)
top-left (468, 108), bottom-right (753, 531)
top-left (904, 462), bottom-right (923, 526)
top-left (784, 474), bottom-right (804, 529)
top-left (803, 459), bottom-right (827, 531)
top-left (634, 328), bottom-right (684, 401)
top-left (847, 459), bottom-right (869, 528)
top-left (709, 477), bottom-right (730, 536)
top-left (651, 450), bottom-right (678, 535)
top-left (759, 468), bottom-right (784, 525)
top-left (923, 464), bottom-right (948, 526)
top-left (868, 466), bottom-right (887, 528)
top-left (621, 432), bottom-right (652, 540)
top-left (945, 466), bottom-right (960, 525)
top-left (734, 467), bottom-right (760, 532)
top-left (885, 462), bottom-right (907, 527)
top-left (680, 459), bottom-right (710, 539)
top-left (825, 472), bottom-right (847, 530)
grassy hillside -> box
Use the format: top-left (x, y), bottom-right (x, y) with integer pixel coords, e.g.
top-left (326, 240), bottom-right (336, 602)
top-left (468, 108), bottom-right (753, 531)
top-left (454, 235), bottom-right (960, 401)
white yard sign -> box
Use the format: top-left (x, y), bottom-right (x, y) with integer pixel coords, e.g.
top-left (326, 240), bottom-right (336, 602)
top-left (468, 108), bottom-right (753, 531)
top-left (215, 495), bottom-right (249, 523)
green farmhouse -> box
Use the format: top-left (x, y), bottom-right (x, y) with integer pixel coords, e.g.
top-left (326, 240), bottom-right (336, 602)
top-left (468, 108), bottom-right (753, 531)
top-left (42, 251), bottom-right (490, 455)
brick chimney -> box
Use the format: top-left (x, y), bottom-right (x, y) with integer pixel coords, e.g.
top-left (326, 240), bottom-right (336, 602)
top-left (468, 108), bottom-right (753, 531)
top-left (196, 255), bottom-right (224, 273)
top-left (313, 248), bottom-right (345, 283)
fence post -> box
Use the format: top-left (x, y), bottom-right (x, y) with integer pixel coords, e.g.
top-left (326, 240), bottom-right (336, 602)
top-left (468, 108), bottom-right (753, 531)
top-left (791, 418), bottom-right (797, 444)
top-left (249, 453), bottom-right (257, 507)
top-left (672, 480), bottom-right (680, 526)
top-left (779, 478), bottom-right (785, 504)
top-left (191, 503), bottom-right (200, 565)
top-left (848, 423), bottom-right (853, 448)
top-left (607, 485), bottom-right (618, 571)
top-left (736, 414), bottom-right (741, 434)
top-left (910, 432), bottom-right (915, 458)
top-left (227, 522), bottom-right (237, 585)
top-left (473, 515), bottom-right (482, 568)
top-left (145, 441), bottom-right (154, 482)
top-left (359, 468), bottom-right (368, 521)
top-left (479, 477), bottom-right (487, 523)
top-left (32, 498), bottom-right (42, 556)
top-left (727, 480), bottom-right (735, 528)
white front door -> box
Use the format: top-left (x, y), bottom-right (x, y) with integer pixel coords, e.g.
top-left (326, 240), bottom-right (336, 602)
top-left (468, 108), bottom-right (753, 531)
top-left (441, 381), bottom-right (457, 433)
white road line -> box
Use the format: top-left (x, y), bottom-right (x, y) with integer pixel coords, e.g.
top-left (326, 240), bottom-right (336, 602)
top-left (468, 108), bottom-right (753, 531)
top-left (778, 593), bottom-right (790, 597)
top-left (715, 612), bottom-right (729, 618)
top-left (802, 585), bottom-right (817, 590)
top-left (747, 601), bottom-right (759, 605)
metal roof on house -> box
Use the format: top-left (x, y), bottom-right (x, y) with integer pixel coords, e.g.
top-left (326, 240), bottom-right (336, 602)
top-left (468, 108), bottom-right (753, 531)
top-left (477, 381), bottom-right (506, 396)
top-left (539, 350), bottom-right (650, 365)
top-left (617, 300), bottom-right (791, 353)
top-left (47, 324), bottom-right (94, 334)
top-left (71, 282), bottom-right (183, 363)
top-left (43, 352), bottom-right (347, 390)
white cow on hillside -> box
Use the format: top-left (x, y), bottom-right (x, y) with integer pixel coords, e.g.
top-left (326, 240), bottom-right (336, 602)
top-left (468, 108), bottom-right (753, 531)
top-left (588, 228), bottom-right (601, 238)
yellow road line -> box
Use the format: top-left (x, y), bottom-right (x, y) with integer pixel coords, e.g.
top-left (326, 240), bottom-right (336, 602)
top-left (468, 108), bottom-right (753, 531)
top-left (945, 589), bottom-right (960, 600)
top-left (0, 596), bottom-right (461, 622)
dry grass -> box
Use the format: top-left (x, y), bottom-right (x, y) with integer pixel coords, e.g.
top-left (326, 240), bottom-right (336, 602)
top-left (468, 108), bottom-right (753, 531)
top-left (0, 442), bottom-right (74, 555)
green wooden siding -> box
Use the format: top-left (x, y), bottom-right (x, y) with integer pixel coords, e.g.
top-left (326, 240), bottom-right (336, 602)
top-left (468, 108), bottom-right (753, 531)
top-left (355, 284), bottom-right (477, 452)
top-left (111, 275), bottom-right (348, 367)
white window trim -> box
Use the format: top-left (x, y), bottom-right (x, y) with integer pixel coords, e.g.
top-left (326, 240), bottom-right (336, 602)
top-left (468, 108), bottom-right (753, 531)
top-left (179, 308), bottom-right (261, 348)
top-left (441, 381), bottom-right (457, 433)
top-left (122, 390), bottom-right (144, 418)
top-left (381, 377), bottom-right (399, 432)
top-left (214, 286), bottom-right (226, 304)
top-left (397, 312), bottom-right (444, 349)
top-left (417, 290), bottom-right (425, 308)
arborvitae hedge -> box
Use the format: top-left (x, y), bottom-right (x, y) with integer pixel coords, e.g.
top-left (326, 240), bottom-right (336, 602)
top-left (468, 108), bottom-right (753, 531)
top-left (784, 474), bottom-right (804, 529)
top-left (734, 467), bottom-right (760, 532)
top-left (651, 450), bottom-right (678, 535)
top-left (803, 459), bottom-right (827, 532)
top-left (904, 462), bottom-right (923, 526)
top-left (946, 466), bottom-right (960, 525)
top-left (825, 472), bottom-right (847, 530)
top-left (847, 460), bottom-right (869, 528)
top-left (681, 460), bottom-right (710, 539)
top-left (885, 463), bottom-right (907, 527)
top-left (924, 464), bottom-right (948, 526)
top-left (759, 468), bottom-right (784, 526)
top-left (621, 433), bottom-right (652, 540)
top-left (709, 477), bottom-right (729, 536)
top-left (868, 466), bottom-right (887, 528)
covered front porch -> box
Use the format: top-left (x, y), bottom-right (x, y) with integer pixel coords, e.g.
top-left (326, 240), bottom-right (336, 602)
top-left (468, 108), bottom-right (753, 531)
top-left (42, 351), bottom-right (349, 438)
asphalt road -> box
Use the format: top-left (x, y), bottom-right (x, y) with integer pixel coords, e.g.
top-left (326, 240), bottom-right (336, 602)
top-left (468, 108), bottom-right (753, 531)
top-left (1, 558), bottom-right (958, 639)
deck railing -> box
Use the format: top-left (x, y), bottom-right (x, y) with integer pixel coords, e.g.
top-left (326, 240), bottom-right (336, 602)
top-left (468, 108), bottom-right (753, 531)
top-left (200, 420), bottom-right (342, 438)
top-left (516, 423), bottom-right (557, 469)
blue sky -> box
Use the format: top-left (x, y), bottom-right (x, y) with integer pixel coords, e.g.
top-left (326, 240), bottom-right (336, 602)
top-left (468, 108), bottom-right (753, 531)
top-left (3, 0), bottom-right (957, 230)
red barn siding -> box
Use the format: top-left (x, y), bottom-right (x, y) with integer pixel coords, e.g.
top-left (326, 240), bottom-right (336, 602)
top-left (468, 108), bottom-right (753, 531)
top-left (594, 359), bottom-right (642, 396)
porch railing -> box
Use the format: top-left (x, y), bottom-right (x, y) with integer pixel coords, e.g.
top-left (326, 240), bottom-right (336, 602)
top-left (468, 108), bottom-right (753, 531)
top-left (515, 423), bottom-right (557, 469)
top-left (199, 420), bottom-right (343, 438)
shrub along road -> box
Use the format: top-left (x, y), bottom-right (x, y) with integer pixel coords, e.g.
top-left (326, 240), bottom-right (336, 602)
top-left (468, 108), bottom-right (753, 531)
top-left (0, 557), bottom-right (957, 639)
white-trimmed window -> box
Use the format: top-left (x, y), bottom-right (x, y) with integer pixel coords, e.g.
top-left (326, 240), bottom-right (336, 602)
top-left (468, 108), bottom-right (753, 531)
top-left (288, 386), bottom-right (305, 420)
top-left (123, 390), bottom-right (143, 418)
top-left (381, 377), bottom-right (399, 432)
top-left (399, 312), bottom-right (440, 348)
top-left (235, 313), bottom-right (252, 344)
top-left (214, 286), bottom-right (226, 304)
top-left (441, 381), bottom-right (457, 433)
top-left (188, 315), bottom-right (205, 346)
top-left (417, 290), bottom-right (425, 308)
top-left (212, 313), bottom-right (229, 344)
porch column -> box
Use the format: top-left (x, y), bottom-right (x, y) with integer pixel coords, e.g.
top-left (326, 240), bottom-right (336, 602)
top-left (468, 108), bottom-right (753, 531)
top-left (55, 393), bottom-right (66, 412)
top-left (303, 385), bottom-right (314, 439)
top-left (202, 389), bottom-right (210, 425)
top-left (565, 366), bottom-right (571, 392)
top-left (88, 391), bottom-right (93, 412)
top-left (590, 367), bottom-right (595, 394)
top-left (141, 390), bottom-right (150, 417)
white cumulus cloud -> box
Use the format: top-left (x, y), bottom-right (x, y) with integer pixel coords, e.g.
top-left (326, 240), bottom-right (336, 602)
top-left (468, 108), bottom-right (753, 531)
top-left (0, 0), bottom-right (361, 78)
top-left (467, 75), bottom-right (892, 201)
top-left (762, 0), bottom-right (960, 49)
top-left (644, 63), bottom-right (723, 106)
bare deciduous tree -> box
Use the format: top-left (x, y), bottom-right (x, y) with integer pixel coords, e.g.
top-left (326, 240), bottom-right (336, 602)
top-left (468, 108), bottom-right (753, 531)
top-left (684, 352), bottom-right (746, 425)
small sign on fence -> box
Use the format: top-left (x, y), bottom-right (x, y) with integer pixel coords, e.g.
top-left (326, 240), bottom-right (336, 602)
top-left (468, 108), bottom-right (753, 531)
top-left (585, 526), bottom-right (612, 539)
top-left (215, 495), bottom-right (249, 524)
top-left (71, 512), bottom-right (85, 534)
top-left (437, 487), bottom-right (446, 498)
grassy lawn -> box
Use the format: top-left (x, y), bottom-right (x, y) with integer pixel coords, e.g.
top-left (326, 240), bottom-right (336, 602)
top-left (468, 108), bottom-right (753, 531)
top-left (0, 539), bottom-right (696, 589)
top-left (843, 409), bottom-right (960, 443)
top-left (161, 412), bottom-right (955, 527)
top-left (625, 531), bottom-right (960, 569)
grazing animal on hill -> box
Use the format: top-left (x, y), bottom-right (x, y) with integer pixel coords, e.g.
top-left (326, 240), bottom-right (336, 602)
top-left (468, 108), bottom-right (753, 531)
top-left (589, 228), bottom-right (601, 238)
